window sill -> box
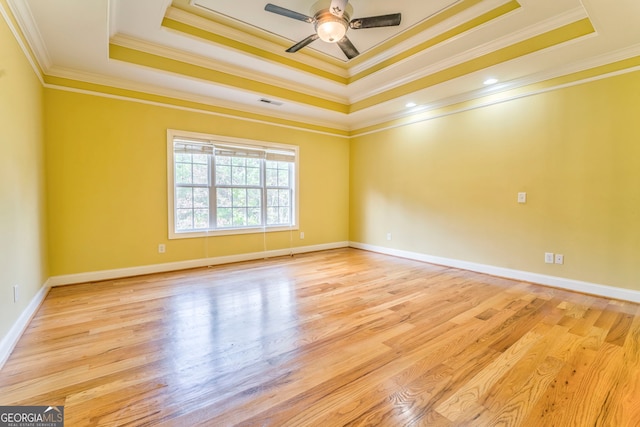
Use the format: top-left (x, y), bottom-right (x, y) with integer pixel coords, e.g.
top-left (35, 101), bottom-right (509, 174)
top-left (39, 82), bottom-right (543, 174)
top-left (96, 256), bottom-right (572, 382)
top-left (169, 225), bottom-right (299, 240)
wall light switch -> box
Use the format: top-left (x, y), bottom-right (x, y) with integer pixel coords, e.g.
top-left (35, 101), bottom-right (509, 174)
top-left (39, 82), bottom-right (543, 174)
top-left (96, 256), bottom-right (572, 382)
top-left (545, 252), bottom-right (554, 264)
top-left (517, 192), bottom-right (527, 204)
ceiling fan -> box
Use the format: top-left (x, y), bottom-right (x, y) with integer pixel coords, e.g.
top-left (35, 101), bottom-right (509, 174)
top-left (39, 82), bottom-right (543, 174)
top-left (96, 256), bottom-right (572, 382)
top-left (264, 0), bottom-right (402, 60)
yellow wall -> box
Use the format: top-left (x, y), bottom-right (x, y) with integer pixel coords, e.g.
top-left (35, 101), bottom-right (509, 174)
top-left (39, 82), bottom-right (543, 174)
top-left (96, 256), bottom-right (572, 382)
top-left (3, 0), bottom-right (640, 351)
top-left (0, 13), bottom-right (47, 339)
top-left (350, 71), bottom-right (640, 290)
top-left (44, 89), bottom-right (349, 276)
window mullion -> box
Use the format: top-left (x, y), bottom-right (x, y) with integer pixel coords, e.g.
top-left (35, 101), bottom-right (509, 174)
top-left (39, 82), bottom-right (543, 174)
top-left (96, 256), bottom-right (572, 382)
top-left (210, 153), bottom-right (216, 231)
top-left (289, 163), bottom-right (294, 225)
top-left (261, 158), bottom-right (267, 227)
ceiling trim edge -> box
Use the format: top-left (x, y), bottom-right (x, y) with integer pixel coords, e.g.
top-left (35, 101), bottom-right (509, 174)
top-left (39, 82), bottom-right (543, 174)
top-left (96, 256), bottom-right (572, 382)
top-left (43, 74), bottom-right (350, 138)
top-left (349, 17), bottom-right (595, 113)
top-left (351, 56), bottom-right (640, 137)
top-left (109, 43), bottom-right (350, 113)
top-left (163, 7), bottom-right (348, 82)
top-left (2, 0), bottom-right (45, 79)
top-left (349, 0), bottom-right (517, 78)
top-left (110, 33), bottom-right (348, 105)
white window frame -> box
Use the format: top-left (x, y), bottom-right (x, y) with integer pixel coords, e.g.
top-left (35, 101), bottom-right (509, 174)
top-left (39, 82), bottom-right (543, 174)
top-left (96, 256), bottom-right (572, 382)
top-left (167, 129), bottom-right (299, 239)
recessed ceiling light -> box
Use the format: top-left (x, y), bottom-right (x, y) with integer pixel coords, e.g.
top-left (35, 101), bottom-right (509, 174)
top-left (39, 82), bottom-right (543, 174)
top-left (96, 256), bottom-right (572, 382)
top-left (405, 102), bottom-right (417, 108)
top-left (483, 78), bottom-right (498, 85)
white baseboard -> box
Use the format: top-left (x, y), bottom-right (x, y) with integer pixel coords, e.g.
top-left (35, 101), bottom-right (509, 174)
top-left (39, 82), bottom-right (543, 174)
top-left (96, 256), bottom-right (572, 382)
top-left (48, 241), bottom-right (349, 287)
top-left (349, 242), bottom-right (640, 303)
top-left (7, 240), bottom-right (635, 372)
top-left (0, 280), bottom-right (51, 370)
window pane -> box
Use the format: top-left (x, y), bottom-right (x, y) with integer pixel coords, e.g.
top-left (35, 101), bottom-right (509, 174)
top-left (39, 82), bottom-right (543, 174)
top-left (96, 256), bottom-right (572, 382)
top-left (216, 165), bottom-right (231, 185)
top-left (193, 188), bottom-right (209, 208)
top-left (232, 188), bottom-right (247, 207)
top-left (175, 153), bottom-right (191, 163)
top-left (193, 154), bottom-right (208, 164)
top-left (232, 157), bottom-right (246, 167)
top-left (247, 158), bottom-right (260, 168)
top-left (247, 208), bottom-right (261, 226)
top-left (233, 208), bottom-right (247, 226)
top-left (194, 209), bottom-right (209, 228)
top-left (246, 167), bottom-right (260, 186)
top-left (216, 156), bottom-right (230, 165)
top-left (278, 189), bottom-right (290, 206)
top-left (217, 188), bottom-right (232, 207)
top-left (217, 207), bottom-right (232, 227)
top-left (232, 164), bottom-right (246, 185)
top-left (266, 189), bottom-right (278, 207)
top-left (176, 187), bottom-right (193, 208)
top-left (267, 207), bottom-right (278, 225)
top-left (176, 209), bottom-right (193, 231)
top-left (277, 169), bottom-right (289, 187)
top-left (176, 163), bottom-right (192, 184)
top-left (279, 207), bottom-right (290, 224)
top-left (247, 189), bottom-right (261, 207)
top-left (193, 163), bottom-right (209, 185)
top-left (266, 168), bottom-right (277, 187)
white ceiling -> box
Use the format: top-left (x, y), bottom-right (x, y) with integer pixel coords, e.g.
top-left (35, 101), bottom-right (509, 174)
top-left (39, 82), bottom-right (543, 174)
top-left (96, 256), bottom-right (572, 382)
top-left (8, 0), bottom-right (640, 131)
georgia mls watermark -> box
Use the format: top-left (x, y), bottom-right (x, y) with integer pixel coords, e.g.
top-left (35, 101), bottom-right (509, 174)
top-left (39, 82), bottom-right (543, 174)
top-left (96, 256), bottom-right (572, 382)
top-left (0, 406), bottom-right (64, 427)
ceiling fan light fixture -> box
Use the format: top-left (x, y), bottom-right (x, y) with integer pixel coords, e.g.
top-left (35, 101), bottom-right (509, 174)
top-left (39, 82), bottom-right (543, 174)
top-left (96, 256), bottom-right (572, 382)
top-left (315, 15), bottom-right (347, 43)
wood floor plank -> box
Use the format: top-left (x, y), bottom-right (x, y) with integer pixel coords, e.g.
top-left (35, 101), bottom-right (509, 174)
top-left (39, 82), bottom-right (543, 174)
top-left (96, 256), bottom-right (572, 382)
top-left (0, 248), bottom-right (639, 426)
top-left (434, 329), bottom-right (545, 422)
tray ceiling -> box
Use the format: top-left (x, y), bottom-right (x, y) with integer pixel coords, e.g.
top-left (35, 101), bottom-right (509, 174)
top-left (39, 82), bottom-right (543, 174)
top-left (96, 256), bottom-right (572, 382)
top-left (7, 0), bottom-right (640, 132)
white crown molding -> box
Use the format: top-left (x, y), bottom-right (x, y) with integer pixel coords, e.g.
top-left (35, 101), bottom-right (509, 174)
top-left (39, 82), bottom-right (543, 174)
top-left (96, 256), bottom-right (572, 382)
top-left (45, 39), bottom-right (640, 136)
top-left (0, 280), bottom-right (50, 370)
top-left (164, 6), bottom-right (349, 79)
top-left (48, 242), bottom-right (350, 287)
top-left (350, 59), bottom-right (640, 134)
top-left (348, 5), bottom-right (591, 103)
top-left (350, 242), bottom-right (640, 303)
top-left (5, 0), bottom-right (51, 71)
top-left (0, 0), bottom-right (43, 83)
top-left (110, 33), bottom-right (349, 105)
top-left (39, 89), bottom-right (348, 139)
top-left (44, 65), bottom-right (350, 133)
top-left (349, 0), bottom-right (498, 76)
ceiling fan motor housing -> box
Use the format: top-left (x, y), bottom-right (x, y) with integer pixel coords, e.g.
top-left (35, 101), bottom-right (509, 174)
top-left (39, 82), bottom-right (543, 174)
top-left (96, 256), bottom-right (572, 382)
top-left (314, 11), bottom-right (349, 42)
top-left (310, 0), bottom-right (353, 17)
top-left (311, 0), bottom-right (353, 43)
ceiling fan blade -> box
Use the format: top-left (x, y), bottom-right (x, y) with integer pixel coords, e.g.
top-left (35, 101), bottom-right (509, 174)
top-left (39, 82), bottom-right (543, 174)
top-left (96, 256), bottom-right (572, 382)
top-left (286, 34), bottom-right (319, 53)
top-left (337, 36), bottom-right (359, 60)
top-left (350, 13), bottom-right (402, 29)
top-left (329, 0), bottom-right (349, 17)
top-left (265, 4), bottom-right (314, 23)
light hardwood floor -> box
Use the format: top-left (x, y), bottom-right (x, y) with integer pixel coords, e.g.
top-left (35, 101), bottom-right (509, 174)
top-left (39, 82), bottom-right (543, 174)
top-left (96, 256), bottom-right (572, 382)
top-left (1, 248), bottom-right (639, 426)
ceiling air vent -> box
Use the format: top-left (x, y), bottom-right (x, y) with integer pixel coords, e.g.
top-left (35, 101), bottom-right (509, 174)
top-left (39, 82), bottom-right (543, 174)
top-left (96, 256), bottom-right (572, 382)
top-left (259, 98), bottom-right (283, 106)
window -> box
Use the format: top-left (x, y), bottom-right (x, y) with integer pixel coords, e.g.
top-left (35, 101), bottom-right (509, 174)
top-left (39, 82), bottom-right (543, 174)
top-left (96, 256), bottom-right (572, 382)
top-left (168, 130), bottom-right (298, 238)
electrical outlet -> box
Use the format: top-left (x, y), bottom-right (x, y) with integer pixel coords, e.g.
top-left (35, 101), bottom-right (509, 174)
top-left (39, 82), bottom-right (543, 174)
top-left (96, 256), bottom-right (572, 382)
top-left (544, 252), bottom-right (554, 264)
top-left (386, 232), bottom-right (392, 241)
top-left (517, 192), bottom-right (527, 204)
top-left (555, 254), bottom-right (564, 265)
top-left (158, 244), bottom-right (166, 253)
top-left (13, 285), bottom-right (18, 303)
top-left (300, 231), bottom-right (305, 239)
